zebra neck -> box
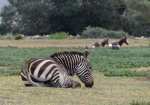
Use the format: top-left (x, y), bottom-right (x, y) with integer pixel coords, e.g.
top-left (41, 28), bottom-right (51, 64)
top-left (51, 56), bottom-right (81, 76)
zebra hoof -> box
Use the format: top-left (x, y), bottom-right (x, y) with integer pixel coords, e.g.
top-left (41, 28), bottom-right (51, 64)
top-left (72, 82), bottom-right (81, 88)
top-left (75, 82), bottom-right (81, 88)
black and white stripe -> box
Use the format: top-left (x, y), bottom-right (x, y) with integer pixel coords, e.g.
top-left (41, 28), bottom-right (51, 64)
top-left (21, 58), bottom-right (81, 88)
top-left (50, 50), bottom-right (94, 87)
top-left (21, 50), bottom-right (94, 88)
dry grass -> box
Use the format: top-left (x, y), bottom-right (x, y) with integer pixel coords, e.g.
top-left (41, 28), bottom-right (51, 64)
top-left (0, 72), bottom-right (149, 105)
top-left (0, 38), bottom-right (149, 47)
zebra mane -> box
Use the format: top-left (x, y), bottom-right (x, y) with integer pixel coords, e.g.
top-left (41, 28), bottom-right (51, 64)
top-left (50, 51), bottom-right (84, 58)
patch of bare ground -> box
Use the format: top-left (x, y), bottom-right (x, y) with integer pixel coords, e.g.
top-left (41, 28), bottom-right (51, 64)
top-left (136, 76), bottom-right (150, 81)
top-left (131, 66), bottom-right (150, 71)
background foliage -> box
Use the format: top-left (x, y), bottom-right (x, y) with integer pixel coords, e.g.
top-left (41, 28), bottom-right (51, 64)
top-left (81, 26), bottom-right (129, 38)
top-left (0, 0), bottom-right (150, 37)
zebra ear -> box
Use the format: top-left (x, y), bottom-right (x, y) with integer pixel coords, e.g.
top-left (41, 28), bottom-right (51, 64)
top-left (83, 49), bottom-right (89, 58)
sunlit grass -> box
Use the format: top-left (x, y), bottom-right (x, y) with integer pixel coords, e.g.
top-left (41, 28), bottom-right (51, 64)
top-left (0, 72), bottom-right (149, 105)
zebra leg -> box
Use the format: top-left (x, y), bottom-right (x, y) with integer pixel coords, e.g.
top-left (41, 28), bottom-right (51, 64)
top-left (71, 80), bottom-right (81, 88)
top-left (44, 80), bottom-right (56, 87)
top-left (64, 79), bottom-right (81, 88)
top-left (27, 74), bottom-right (47, 87)
top-left (61, 73), bottom-right (81, 88)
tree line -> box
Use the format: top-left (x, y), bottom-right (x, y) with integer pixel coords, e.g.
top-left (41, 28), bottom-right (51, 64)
top-left (0, 0), bottom-right (150, 37)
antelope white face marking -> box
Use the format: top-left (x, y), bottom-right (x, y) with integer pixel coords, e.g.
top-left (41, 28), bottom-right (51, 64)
top-left (126, 40), bottom-right (129, 44)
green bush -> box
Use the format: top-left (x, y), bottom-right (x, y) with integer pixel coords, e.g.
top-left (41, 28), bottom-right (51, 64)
top-left (15, 35), bottom-right (23, 40)
top-left (82, 26), bottom-right (129, 38)
top-left (47, 32), bottom-right (68, 39)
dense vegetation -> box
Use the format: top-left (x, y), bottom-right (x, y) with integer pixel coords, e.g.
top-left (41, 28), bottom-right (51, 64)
top-left (0, 46), bottom-right (150, 77)
top-left (0, 0), bottom-right (150, 37)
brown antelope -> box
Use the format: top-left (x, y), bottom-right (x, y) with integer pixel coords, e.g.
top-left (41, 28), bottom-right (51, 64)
top-left (109, 35), bottom-right (129, 49)
top-left (92, 37), bottom-right (109, 48)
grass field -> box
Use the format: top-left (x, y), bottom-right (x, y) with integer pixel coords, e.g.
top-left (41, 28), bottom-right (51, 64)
top-left (0, 39), bottom-right (150, 105)
top-left (0, 73), bottom-right (150, 105)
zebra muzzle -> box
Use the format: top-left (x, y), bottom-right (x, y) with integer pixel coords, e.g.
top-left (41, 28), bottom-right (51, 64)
top-left (84, 80), bottom-right (94, 88)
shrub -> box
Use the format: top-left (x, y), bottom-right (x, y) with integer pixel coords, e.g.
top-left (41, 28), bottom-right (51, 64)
top-left (15, 35), bottom-right (23, 40)
top-left (47, 32), bottom-right (68, 39)
top-left (81, 26), bottom-right (129, 38)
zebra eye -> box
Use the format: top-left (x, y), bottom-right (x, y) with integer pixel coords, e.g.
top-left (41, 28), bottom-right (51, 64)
top-left (89, 67), bottom-right (92, 69)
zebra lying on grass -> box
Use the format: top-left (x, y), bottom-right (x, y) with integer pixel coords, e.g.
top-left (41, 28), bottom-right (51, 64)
top-left (21, 50), bottom-right (94, 88)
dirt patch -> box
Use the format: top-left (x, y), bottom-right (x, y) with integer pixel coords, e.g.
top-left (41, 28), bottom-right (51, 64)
top-left (131, 66), bottom-right (150, 71)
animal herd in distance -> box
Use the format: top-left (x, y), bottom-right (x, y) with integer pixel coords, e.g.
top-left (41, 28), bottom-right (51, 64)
top-left (21, 49), bottom-right (94, 88)
top-left (92, 35), bottom-right (129, 49)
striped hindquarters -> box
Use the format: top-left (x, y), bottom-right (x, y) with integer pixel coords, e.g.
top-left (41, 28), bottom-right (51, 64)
top-left (21, 59), bottom-right (34, 86)
top-left (21, 58), bottom-right (62, 87)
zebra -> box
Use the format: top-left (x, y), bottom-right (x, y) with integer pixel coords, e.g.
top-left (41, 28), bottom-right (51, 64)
top-left (21, 57), bottom-right (81, 88)
top-left (21, 50), bottom-right (94, 88)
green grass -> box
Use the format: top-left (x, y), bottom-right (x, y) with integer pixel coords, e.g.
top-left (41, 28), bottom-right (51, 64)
top-left (0, 46), bottom-right (150, 76)
top-left (130, 100), bottom-right (150, 105)
top-left (47, 32), bottom-right (68, 39)
top-left (0, 46), bottom-right (150, 105)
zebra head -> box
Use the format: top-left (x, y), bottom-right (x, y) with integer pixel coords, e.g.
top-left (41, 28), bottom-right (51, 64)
top-left (76, 50), bottom-right (94, 88)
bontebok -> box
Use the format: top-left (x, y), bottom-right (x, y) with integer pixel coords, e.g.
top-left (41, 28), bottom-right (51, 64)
top-left (92, 37), bottom-right (109, 48)
top-left (21, 50), bottom-right (94, 88)
top-left (109, 34), bottom-right (129, 49)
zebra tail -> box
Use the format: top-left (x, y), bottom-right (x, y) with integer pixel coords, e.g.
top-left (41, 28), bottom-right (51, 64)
top-left (27, 74), bottom-right (47, 87)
